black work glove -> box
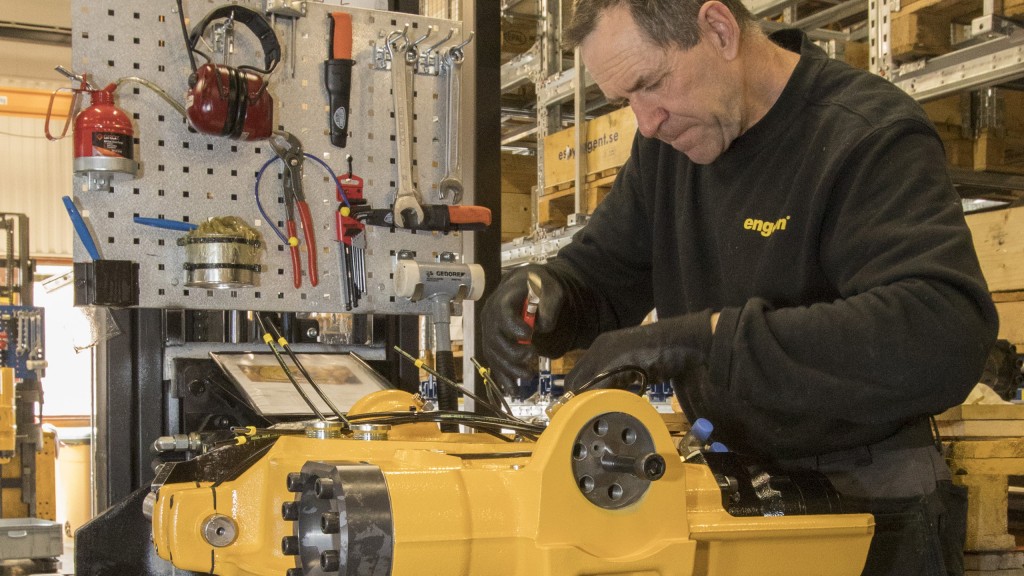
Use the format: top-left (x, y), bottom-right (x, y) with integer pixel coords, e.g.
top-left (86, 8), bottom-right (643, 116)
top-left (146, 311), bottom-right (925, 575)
top-left (565, 310), bottom-right (714, 393)
top-left (481, 264), bottom-right (580, 397)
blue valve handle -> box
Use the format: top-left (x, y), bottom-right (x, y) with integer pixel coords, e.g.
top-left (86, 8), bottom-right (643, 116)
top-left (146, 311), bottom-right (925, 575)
top-left (62, 195), bottom-right (101, 261)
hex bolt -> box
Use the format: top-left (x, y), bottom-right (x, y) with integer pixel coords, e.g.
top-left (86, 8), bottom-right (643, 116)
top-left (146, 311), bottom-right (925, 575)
top-left (281, 501), bottom-right (299, 521)
top-left (600, 452), bottom-right (666, 481)
top-left (321, 511), bottom-right (340, 534)
top-left (286, 472), bottom-right (306, 492)
top-left (281, 535), bottom-right (300, 556)
top-left (321, 549), bottom-right (341, 572)
top-left (315, 477), bottom-right (336, 499)
top-left (640, 453), bottom-right (667, 481)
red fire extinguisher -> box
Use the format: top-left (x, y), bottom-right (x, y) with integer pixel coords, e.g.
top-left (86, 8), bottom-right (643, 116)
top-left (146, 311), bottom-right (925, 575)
top-left (46, 68), bottom-right (138, 189)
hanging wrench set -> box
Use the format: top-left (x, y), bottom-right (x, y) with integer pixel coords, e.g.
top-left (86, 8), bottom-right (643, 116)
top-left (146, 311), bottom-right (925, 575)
top-left (63, 0), bottom-right (482, 317)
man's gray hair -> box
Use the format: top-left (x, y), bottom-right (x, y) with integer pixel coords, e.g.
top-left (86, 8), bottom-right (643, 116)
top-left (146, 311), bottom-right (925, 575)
top-left (565, 0), bottom-right (757, 50)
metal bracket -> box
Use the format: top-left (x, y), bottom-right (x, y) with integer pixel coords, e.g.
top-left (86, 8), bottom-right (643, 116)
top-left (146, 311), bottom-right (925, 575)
top-left (264, 0), bottom-right (307, 18)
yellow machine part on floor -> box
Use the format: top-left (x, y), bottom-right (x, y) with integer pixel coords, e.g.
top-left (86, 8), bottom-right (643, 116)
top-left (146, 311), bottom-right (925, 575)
top-left (0, 368), bottom-right (14, 463)
top-left (151, 389), bottom-right (874, 576)
top-left (1, 429), bottom-right (57, 521)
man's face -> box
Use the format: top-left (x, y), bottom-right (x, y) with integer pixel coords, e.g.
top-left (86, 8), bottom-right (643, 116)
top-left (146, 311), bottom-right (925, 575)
top-left (580, 6), bottom-right (742, 165)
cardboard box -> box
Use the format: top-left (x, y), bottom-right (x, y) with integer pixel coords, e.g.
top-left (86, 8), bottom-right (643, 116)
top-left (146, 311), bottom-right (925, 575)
top-left (502, 193), bottom-right (532, 241)
top-left (501, 152), bottom-right (536, 197)
top-left (843, 41), bottom-right (870, 71)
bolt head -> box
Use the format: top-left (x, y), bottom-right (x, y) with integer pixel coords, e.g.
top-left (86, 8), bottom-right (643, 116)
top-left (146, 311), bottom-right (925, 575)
top-left (321, 550), bottom-right (340, 571)
top-left (281, 501), bottom-right (299, 521)
top-left (281, 535), bottom-right (299, 556)
top-left (286, 472), bottom-right (306, 492)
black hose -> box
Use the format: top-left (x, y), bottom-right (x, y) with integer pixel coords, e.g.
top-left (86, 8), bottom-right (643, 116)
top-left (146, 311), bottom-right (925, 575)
top-left (175, 0), bottom-right (200, 77)
top-left (435, 350), bottom-right (459, 432)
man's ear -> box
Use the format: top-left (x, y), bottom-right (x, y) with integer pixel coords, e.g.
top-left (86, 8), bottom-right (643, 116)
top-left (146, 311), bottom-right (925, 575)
top-left (698, 1), bottom-right (741, 60)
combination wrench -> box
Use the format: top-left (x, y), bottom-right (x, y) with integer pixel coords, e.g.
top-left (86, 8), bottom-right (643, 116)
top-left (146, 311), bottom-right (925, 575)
top-left (438, 32), bottom-right (474, 204)
top-left (438, 46), bottom-right (464, 203)
top-left (388, 30), bottom-right (425, 228)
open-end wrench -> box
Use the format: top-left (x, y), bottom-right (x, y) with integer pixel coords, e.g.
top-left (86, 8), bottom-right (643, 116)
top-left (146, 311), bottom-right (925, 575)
top-left (437, 47), bottom-right (464, 204)
top-left (388, 31), bottom-right (425, 228)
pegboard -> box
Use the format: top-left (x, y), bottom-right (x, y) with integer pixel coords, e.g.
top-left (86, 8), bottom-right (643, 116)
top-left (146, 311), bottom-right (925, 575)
top-left (69, 0), bottom-right (473, 315)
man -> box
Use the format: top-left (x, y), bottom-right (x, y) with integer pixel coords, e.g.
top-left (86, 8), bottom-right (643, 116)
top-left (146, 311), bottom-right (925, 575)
top-left (481, 1), bottom-right (999, 575)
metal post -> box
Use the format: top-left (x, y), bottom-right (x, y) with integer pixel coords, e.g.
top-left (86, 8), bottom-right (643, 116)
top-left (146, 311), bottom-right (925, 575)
top-left (465, 0), bottom-right (501, 410)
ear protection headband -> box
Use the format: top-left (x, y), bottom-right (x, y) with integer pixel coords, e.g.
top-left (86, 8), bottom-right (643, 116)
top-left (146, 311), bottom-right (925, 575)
top-left (188, 5), bottom-right (281, 75)
top-left (185, 5), bottom-right (281, 140)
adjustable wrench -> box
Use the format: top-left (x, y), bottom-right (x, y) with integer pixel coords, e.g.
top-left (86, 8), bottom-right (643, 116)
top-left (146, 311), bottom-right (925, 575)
top-left (388, 32), bottom-right (425, 228)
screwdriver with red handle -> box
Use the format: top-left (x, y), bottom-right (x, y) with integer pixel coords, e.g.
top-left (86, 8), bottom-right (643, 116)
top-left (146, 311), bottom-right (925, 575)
top-left (517, 271), bottom-right (542, 344)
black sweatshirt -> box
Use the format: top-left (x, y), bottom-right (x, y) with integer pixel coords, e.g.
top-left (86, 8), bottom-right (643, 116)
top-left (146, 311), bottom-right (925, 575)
top-left (546, 29), bottom-right (999, 460)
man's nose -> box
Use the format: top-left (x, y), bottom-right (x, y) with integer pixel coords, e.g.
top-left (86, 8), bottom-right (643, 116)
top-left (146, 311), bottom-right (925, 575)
top-left (631, 99), bottom-right (667, 139)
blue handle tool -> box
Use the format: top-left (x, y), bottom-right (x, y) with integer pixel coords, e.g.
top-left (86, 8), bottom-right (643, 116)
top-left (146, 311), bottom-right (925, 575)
top-left (62, 195), bottom-right (101, 261)
top-left (133, 217), bottom-right (198, 232)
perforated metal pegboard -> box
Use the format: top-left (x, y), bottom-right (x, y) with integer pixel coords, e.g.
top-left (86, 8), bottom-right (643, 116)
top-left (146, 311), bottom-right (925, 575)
top-left (70, 0), bottom-right (471, 315)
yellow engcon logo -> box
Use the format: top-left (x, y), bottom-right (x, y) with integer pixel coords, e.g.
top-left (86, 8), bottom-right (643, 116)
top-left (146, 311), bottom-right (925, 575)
top-left (743, 216), bottom-right (791, 238)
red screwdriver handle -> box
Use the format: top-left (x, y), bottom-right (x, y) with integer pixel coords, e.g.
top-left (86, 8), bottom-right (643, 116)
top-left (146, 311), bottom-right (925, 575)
top-left (518, 296), bottom-right (538, 345)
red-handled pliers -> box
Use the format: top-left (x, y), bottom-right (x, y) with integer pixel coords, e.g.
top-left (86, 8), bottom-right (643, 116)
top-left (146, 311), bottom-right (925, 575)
top-left (270, 131), bottom-right (319, 288)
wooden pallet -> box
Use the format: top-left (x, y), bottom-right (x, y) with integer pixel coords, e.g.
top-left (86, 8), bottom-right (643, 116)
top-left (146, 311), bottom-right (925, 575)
top-left (538, 167), bottom-right (620, 228)
top-left (924, 90), bottom-right (1024, 176)
top-left (940, 404), bottom-right (1024, 551)
top-left (891, 0), bottom-right (985, 62)
top-left (892, 0), bottom-right (1024, 62)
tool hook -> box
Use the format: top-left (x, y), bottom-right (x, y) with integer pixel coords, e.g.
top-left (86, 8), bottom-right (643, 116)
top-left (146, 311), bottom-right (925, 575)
top-left (407, 26), bottom-right (433, 62)
top-left (386, 26), bottom-right (409, 57)
top-left (451, 31), bottom-right (475, 54)
top-left (424, 28), bottom-right (454, 57)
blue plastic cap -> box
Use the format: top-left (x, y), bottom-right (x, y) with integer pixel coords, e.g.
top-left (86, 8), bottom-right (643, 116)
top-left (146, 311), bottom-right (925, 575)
top-left (691, 418), bottom-right (714, 442)
top-left (709, 442), bottom-right (729, 453)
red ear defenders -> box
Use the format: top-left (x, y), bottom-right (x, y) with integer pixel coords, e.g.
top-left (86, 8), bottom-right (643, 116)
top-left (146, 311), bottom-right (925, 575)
top-left (185, 5), bottom-right (281, 141)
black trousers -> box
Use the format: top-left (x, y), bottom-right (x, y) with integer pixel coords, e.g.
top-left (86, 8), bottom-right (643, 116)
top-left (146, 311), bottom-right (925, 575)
top-left (843, 478), bottom-right (967, 576)
top-left (775, 421), bottom-right (967, 576)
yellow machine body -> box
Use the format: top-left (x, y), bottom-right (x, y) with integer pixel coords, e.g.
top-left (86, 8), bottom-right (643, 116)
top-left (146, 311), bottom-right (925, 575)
top-left (0, 367), bottom-right (14, 464)
top-left (1, 428), bottom-right (56, 520)
top-left (151, 390), bottom-right (873, 576)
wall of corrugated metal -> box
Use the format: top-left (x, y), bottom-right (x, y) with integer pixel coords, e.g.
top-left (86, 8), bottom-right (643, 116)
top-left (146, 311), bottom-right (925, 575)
top-left (0, 115), bottom-right (73, 259)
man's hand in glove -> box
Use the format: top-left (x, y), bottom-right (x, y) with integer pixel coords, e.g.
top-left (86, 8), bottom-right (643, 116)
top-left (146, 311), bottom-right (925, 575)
top-left (480, 264), bottom-right (578, 397)
top-left (565, 310), bottom-right (715, 393)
